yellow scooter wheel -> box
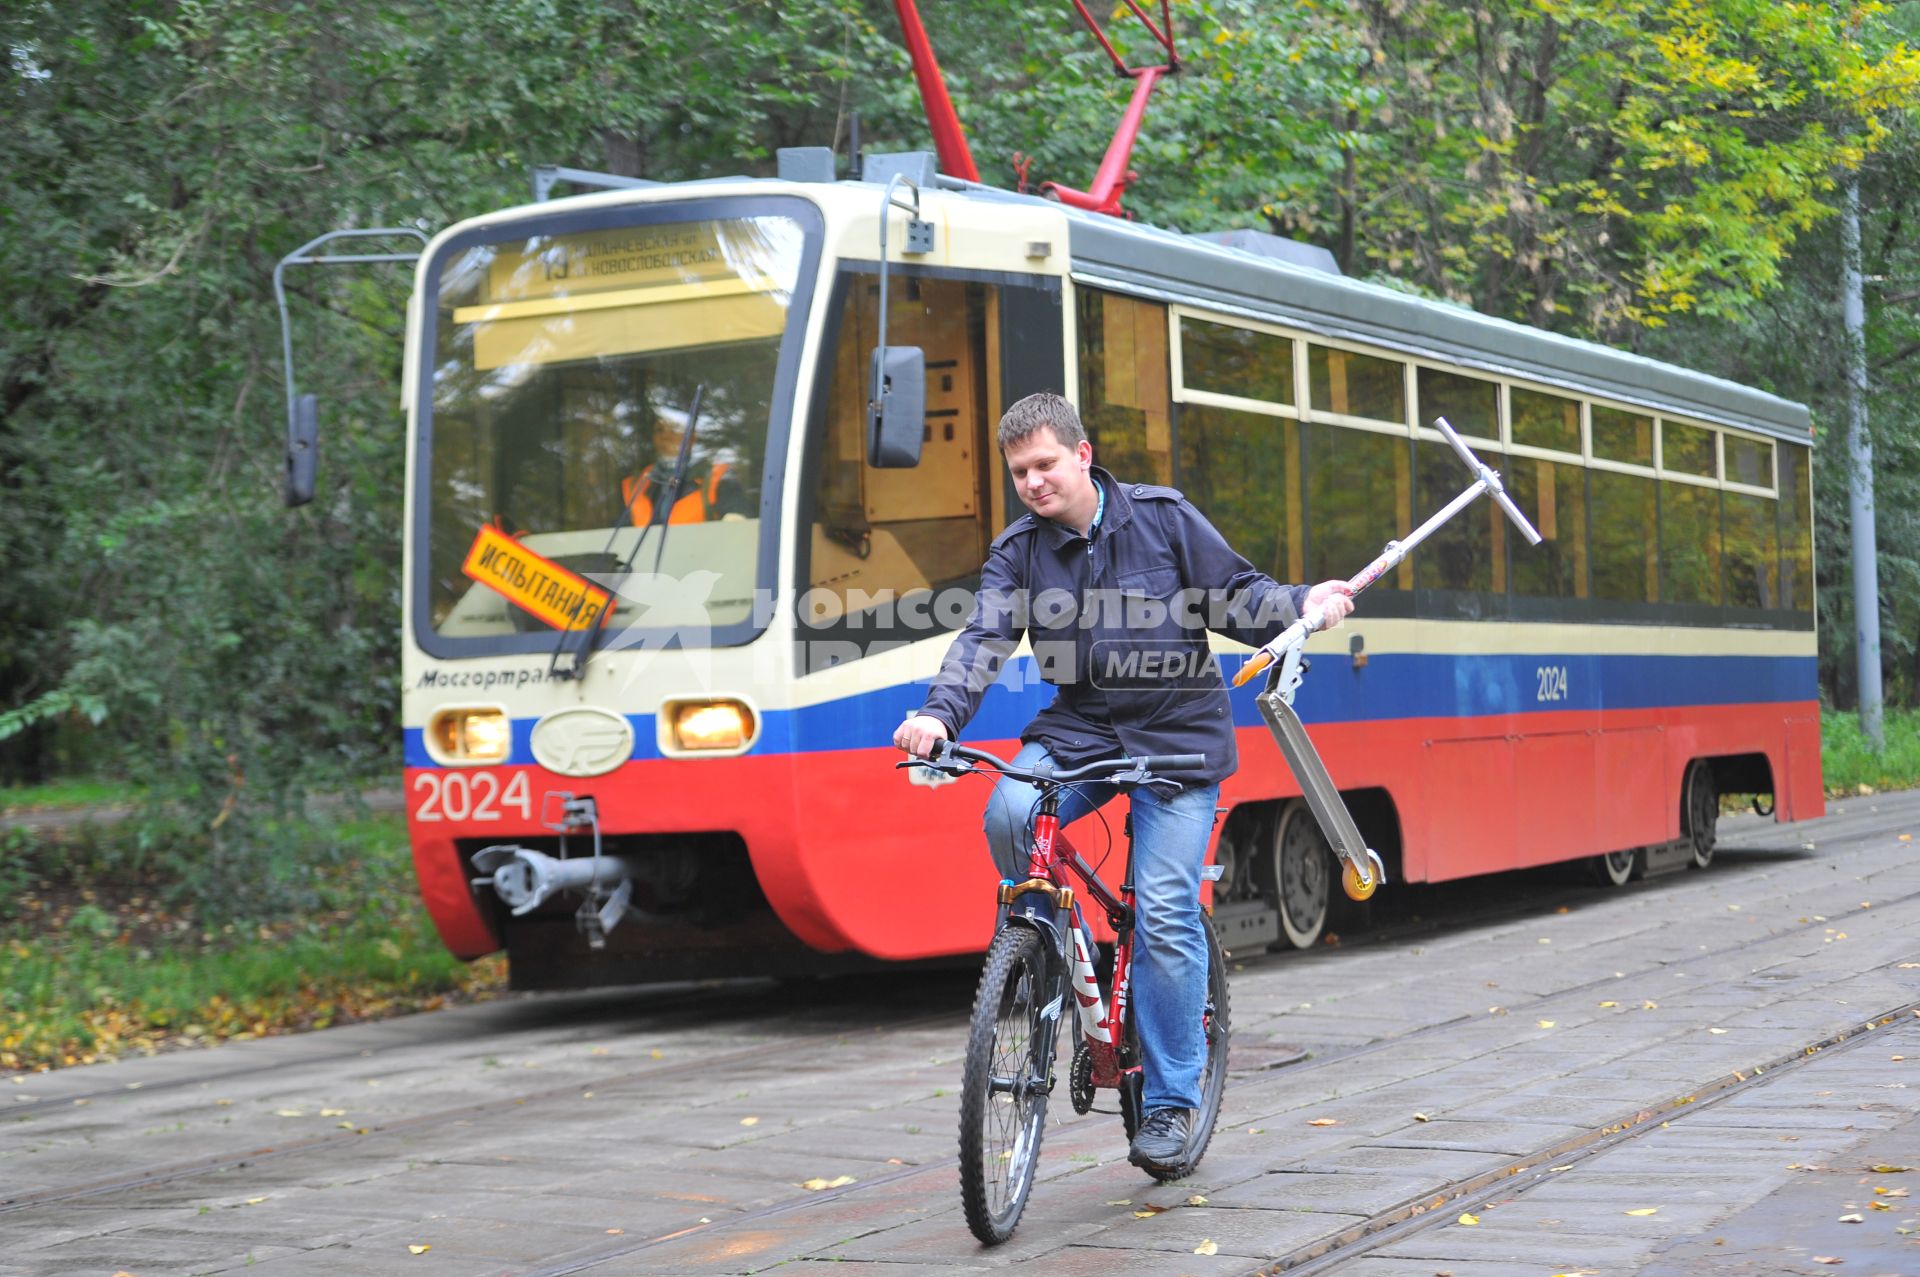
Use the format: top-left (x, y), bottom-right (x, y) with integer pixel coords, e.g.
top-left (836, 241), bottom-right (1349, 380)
top-left (1341, 860), bottom-right (1378, 902)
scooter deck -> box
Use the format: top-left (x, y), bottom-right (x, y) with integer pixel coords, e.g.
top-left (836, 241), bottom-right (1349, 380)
top-left (1255, 688), bottom-right (1381, 888)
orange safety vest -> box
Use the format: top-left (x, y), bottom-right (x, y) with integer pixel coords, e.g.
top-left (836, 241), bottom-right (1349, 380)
top-left (622, 462), bottom-right (730, 527)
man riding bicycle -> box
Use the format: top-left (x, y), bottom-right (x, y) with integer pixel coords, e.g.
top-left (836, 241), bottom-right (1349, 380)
top-left (893, 391), bottom-right (1353, 1174)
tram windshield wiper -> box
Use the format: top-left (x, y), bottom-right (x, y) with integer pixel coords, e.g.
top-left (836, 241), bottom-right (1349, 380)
top-left (550, 385), bottom-right (706, 680)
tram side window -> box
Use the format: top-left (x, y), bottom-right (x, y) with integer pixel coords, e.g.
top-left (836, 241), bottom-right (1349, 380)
top-left (1178, 404), bottom-right (1302, 583)
top-left (1077, 289), bottom-right (1173, 483)
top-left (1589, 469), bottom-right (1658, 604)
top-left (1724, 490), bottom-right (1779, 609)
top-left (1662, 420), bottom-right (1716, 479)
top-left (1511, 388), bottom-right (1581, 454)
top-left (1725, 434), bottom-right (1774, 490)
top-left (1591, 406), bottom-right (1654, 465)
top-left (806, 274), bottom-right (991, 620)
top-left (1417, 368), bottom-right (1498, 439)
top-left (1507, 457), bottom-right (1588, 599)
top-left (1307, 344), bottom-right (1406, 424)
top-left (1778, 443), bottom-right (1814, 613)
top-left (1661, 479), bottom-right (1723, 606)
top-left (1415, 439), bottom-right (1507, 595)
top-left (1180, 317), bottom-right (1295, 405)
top-left (1304, 422), bottom-right (1410, 589)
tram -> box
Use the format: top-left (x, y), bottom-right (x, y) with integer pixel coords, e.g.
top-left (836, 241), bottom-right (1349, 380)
top-left (383, 152), bottom-right (1819, 987)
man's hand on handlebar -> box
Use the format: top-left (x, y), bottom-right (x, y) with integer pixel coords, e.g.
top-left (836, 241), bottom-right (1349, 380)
top-left (1305, 579), bottom-right (1356, 628)
top-left (894, 713), bottom-right (951, 758)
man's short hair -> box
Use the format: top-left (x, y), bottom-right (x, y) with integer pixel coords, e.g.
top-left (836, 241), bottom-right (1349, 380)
top-left (997, 391), bottom-right (1087, 452)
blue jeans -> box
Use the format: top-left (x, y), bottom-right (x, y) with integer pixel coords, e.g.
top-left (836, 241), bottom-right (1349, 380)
top-left (983, 742), bottom-right (1220, 1113)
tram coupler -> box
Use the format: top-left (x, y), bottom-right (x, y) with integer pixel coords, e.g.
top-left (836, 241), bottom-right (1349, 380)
top-left (1255, 671), bottom-right (1386, 902)
top-left (470, 793), bottom-right (641, 948)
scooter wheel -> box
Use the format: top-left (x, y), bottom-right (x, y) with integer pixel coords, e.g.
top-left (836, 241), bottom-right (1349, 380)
top-left (1341, 850), bottom-right (1385, 902)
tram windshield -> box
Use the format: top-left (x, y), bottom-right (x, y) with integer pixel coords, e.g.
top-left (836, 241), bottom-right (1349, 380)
top-left (421, 209), bottom-right (810, 644)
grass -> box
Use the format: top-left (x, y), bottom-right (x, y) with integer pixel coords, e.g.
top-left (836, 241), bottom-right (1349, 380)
top-left (1, 813), bottom-right (504, 1073)
top-left (0, 776), bottom-right (137, 812)
top-left (1822, 707), bottom-right (1920, 797)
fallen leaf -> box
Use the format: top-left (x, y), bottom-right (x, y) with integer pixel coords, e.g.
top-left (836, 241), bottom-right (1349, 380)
top-left (320, 1108), bottom-right (346, 1117)
top-left (1187, 1195), bottom-right (1208, 1206)
top-left (1624, 1207), bottom-right (1659, 1216)
top-left (1871, 1165), bottom-right (1913, 1173)
top-left (1642, 1001), bottom-right (1659, 1010)
top-left (1598, 1001), bottom-right (1618, 1008)
top-left (1538, 1020), bottom-right (1556, 1029)
top-left (650, 1049), bottom-right (664, 1059)
top-left (1549, 1165), bottom-right (1573, 1172)
top-left (591, 1046), bottom-right (609, 1055)
top-left (1194, 1240), bottom-right (1219, 1255)
top-left (1895, 1056), bottom-right (1907, 1062)
top-left (1870, 1201), bottom-right (1893, 1211)
top-left (1413, 1113), bottom-right (1431, 1122)
top-left (1107, 1199), bottom-right (1132, 1206)
top-left (1457, 1211), bottom-right (1480, 1226)
top-left (1709, 1028), bottom-right (1729, 1035)
top-left (1246, 1127), bottom-right (1264, 1135)
top-left (739, 1116), bottom-right (759, 1126)
top-left (408, 1245), bottom-right (430, 1255)
top-left (245, 1196), bottom-right (268, 1204)
top-left (274, 1109), bottom-right (305, 1117)
top-left (1134, 1203), bottom-right (1169, 1218)
top-left (798, 1175), bottom-right (856, 1191)
top-left (1307, 1117), bottom-right (1339, 1127)
top-left (886, 1158), bottom-right (905, 1165)
top-left (1556, 905), bottom-right (1570, 913)
top-left (1537, 938), bottom-right (1551, 944)
top-left (1901, 834), bottom-right (1913, 842)
top-left (1812, 1256), bottom-right (1843, 1264)
top-left (1881, 1187), bottom-right (1909, 1198)
top-left (1838, 1212), bottom-right (1864, 1223)
top-left (606, 1228), bottom-right (624, 1234)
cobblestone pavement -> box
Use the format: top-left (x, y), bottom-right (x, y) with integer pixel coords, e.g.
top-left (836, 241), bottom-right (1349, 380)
top-left (6, 793), bottom-right (1920, 1277)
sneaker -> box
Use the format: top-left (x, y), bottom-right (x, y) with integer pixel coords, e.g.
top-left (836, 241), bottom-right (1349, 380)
top-left (1127, 1107), bottom-right (1191, 1172)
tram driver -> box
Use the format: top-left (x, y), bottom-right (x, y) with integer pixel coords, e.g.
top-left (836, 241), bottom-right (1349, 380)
top-left (620, 400), bottom-right (747, 526)
top-left (893, 391), bottom-right (1353, 1174)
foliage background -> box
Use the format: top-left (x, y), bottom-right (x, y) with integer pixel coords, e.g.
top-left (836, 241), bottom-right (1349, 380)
top-left (3, 0), bottom-right (1919, 917)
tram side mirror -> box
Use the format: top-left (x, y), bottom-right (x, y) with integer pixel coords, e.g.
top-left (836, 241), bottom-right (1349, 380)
top-left (868, 345), bottom-right (925, 468)
top-left (283, 392), bottom-right (319, 507)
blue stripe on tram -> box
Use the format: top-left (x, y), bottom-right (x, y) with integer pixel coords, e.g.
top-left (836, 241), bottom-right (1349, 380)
top-left (402, 651), bottom-right (1817, 769)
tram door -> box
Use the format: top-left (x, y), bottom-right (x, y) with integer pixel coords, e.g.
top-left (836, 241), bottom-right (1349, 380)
top-left (800, 272), bottom-right (1063, 665)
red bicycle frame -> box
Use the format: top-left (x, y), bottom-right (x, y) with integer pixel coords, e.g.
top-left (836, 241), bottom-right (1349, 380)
top-left (1022, 809), bottom-right (1135, 1091)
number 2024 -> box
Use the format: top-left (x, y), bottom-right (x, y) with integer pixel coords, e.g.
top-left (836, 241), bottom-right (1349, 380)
top-left (1536, 665), bottom-right (1570, 702)
top-left (412, 770), bottom-right (532, 822)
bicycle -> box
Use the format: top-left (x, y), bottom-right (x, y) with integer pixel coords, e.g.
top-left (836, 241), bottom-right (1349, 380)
top-left (898, 742), bottom-right (1230, 1245)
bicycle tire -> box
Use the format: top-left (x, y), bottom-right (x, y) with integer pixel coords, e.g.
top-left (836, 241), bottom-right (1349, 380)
top-left (1121, 911), bottom-right (1232, 1181)
top-left (958, 926), bottom-right (1057, 1245)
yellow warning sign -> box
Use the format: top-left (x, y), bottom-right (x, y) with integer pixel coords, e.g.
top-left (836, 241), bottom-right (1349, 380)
top-left (461, 524), bottom-right (611, 632)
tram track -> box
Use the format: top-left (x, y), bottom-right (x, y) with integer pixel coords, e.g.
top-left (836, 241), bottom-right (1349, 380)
top-left (4, 807), bottom-right (1909, 1241)
top-left (497, 970), bottom-right (1920, 1277)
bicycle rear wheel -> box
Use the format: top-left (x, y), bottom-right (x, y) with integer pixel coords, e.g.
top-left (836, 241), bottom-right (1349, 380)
top-left (959, 926), bottom-right (1056, 1245)
top-left (1122, 911), bottom-right (1232, 1181)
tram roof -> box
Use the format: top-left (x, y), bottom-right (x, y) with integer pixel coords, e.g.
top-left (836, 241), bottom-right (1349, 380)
top-left (1058, 205), bottom-right (1811, 443)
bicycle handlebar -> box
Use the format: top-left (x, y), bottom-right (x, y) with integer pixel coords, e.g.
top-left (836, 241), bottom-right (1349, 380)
top-left (899, 741), bottom-right (1207, 788)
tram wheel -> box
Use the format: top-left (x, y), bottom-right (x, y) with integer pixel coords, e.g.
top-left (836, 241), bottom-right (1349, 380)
top-left (1588, 847), bottom-right (1641, 887)
top-left (1683, 760), bottom-right (1718, 869)
top-left (1264, 800), bottom-right (1355, 950)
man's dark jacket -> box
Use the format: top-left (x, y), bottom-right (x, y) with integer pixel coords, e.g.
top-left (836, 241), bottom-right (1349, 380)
top-left (918, 466), bottom-right (1309, 787)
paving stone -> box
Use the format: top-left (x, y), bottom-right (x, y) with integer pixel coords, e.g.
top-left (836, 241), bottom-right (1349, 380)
top-left (1204, 1170), bottom-right (1435, 1216)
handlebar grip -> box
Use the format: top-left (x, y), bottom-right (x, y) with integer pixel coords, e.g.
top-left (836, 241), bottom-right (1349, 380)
top-left (1139, 754), bottom-right (1208, 772)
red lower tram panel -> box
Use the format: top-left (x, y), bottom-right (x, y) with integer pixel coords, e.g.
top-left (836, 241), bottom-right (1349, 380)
top-left (406, 698), bottom-right (1820, 985)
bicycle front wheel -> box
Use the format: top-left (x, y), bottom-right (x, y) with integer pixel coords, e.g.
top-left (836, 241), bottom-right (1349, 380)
top-left (959, 926), bottom-right (1056, 1245)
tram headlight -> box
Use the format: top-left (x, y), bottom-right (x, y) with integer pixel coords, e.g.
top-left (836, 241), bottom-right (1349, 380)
top-left (667, 699), bottom-right (756, 753)
top-left (429, 707), bottom-right (510, 763)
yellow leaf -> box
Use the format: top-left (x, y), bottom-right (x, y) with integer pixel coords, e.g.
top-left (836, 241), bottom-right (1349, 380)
top-left (1599, 1001), bottom-right (1618, 1008)
top-left (650, 1049), bottom-right (664, 1059)
top-left (1871, 1164), bottom-right (1913, 1173)
top-left (245, 1196), bottom-right (267, 1205)
top-left (320, 1108), bottom-right (346, 1117)
top-left (1642, 1001), bottom-right (1660, 1010)
top-left (606, 1228), bottom-right (624, 1234)
top-left (1458, 1211), bottom-right (1480, 1225)
top-left (274, 1109), bottom-right (304, 1117)
top-left (740, 1116), bottom-right (759, 1126)
top-left (1307, 1117), bottom-right (1338, 1126)
top-left (408, 1245), bottom-right (430, 1255)
top-left (1813, 1256), bottom-right (1843, 1264)
top-left (798, 1175), bottom-right (856, 1190)
top-left (1413, 1113), bottom-right (1431, 1122)
top-left (1195, 1240), bottom-right (1219, 1255)
top-left (1107, 1199), bottom-right (1132, 1206)
top-left (1625, 1207), bottom-right (1659, 1216)
top-left (1839, 1213), bottom-right (1864, 1222)
top-left (1709, 1028), bottom-right (1728, 1035)
top-left (1187, 1195), bottom-right (1208, 1206)
top-left (1537, 1020), bottom-right (1556, 1029)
